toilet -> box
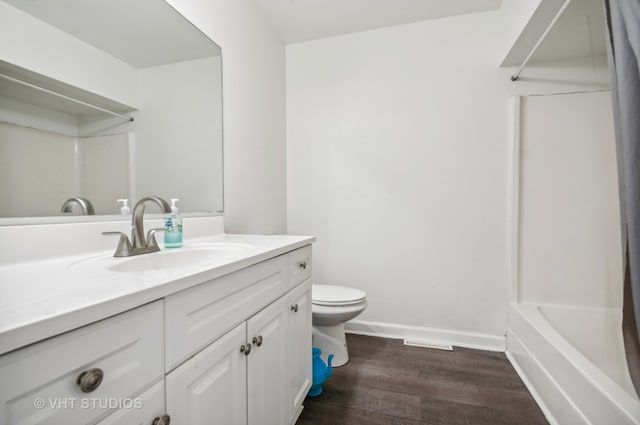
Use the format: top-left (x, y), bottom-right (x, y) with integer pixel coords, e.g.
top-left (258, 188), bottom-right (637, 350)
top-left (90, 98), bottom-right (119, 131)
top-left (312, 284), bottom-right (367, 367)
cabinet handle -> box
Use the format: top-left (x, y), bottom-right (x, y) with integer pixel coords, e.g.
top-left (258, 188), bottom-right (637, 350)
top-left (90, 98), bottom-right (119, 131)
top-left (240, 343), bottom-right (252, 355)
top-left (291, 304), bottom-right (299, 313)
top-left (152, 415), bottom-right (171, 425)
top-left (76, 368), bottom-right (104, 393)
top-left (252, 335), bottom-right (263, 347)
top-left (298, 261), bottom-right (307, 270)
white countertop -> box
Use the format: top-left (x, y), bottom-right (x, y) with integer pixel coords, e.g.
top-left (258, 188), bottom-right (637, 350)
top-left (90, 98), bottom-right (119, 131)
top-left (0, 233), bottom-right (315, 355)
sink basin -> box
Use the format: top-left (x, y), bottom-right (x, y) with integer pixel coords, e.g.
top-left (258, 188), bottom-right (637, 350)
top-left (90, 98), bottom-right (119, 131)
top-left (108, 247), bottom-right (231, 272)
top-left (69, 242), bottom-right (254, 273)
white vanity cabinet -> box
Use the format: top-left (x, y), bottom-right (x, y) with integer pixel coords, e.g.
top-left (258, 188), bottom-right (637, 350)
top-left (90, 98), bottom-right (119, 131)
top-left (165, 289), bottom-right (311, 425)
top-left (0, 242), bottom-right (313, 425)
top-left (0, 301), bottom-right (165, 425)
top-left (165, 246), bottom-right (313, 425)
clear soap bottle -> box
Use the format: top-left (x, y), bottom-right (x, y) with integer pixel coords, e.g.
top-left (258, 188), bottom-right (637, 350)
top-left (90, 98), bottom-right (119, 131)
top-left (117, 199), bottom-right (130, 214)
top-left (164, 198), bottom-right (183, 248)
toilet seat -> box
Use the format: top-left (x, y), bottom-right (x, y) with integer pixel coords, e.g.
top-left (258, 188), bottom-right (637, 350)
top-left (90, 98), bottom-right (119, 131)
top-left (312, 284), bottom-right (366, 306)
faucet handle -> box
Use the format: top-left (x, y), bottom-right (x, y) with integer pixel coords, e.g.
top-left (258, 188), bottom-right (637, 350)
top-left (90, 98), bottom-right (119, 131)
top-left (145, 227), bottom-right (166, 250)
top-left (102, 231), bottom-right (132, 257)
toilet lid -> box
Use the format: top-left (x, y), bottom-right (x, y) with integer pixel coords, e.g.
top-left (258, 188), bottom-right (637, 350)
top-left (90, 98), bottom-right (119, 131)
top-left (312, 284), bottom-right (366, 306)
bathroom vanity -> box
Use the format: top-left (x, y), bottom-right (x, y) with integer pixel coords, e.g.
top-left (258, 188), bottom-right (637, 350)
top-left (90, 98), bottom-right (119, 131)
top-left (0, 0), bottom-right (314, 422)
top-left (0, 230), bottom-right (314, 425)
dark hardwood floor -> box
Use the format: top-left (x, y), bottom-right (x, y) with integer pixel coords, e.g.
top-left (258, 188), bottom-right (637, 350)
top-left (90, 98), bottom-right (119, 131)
top-left (297, 334), bottom-right (549, 425)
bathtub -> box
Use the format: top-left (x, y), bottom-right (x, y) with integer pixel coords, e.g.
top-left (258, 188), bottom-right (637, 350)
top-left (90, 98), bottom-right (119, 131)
top-left (507, 303), bottom-right (640, 425)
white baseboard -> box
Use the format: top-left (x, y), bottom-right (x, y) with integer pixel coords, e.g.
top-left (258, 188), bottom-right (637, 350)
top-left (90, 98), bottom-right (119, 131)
top-left (344, 319), bottom-right (506, 352)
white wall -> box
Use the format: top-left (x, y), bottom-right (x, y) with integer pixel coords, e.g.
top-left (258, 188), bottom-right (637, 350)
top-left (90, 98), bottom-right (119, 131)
top-left (79, 133), bottom-right (130, 215)
top-left (0, 124), bottom-right (128, 216)
top-left (0, 124), bottom-right (77, 217)
top-left (134, 57), bottom-right (223, 213)
top-left (518, 92), bottom-right (622, 309)
top-left (167, 0), bottom-right (287, 234)
top-left (286, 5), bottom-right (611, 346)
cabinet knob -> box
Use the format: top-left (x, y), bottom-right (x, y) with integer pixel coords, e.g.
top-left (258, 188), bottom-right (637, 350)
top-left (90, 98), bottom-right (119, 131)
top-left (291, 304), bottom-right (299, 313)
top-left (252, 335), bottom-right (263, 347)
top-left (76, 368), bottom-right (104, 393)
top-left (240, 343), bottom-right (252, 355)
top-left (152, 415), bottom-right (171, 425)
top-left (298, 261), bottom-right (307, 270)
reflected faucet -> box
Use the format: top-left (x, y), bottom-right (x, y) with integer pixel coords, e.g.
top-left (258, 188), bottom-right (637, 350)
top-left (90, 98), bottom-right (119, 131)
top-left (102, 196), bottom-right (171, 257)
top-left (61, 197), bottom-right (95, 215)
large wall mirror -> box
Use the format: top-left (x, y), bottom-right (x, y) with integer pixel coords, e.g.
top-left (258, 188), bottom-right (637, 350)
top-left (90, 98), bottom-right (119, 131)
top-left (0, 0), bottom-right (223, 222)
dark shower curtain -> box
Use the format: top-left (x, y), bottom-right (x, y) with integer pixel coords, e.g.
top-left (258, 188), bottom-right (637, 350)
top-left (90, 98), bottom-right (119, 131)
top-left (605, 0), bottom-right (640, 396)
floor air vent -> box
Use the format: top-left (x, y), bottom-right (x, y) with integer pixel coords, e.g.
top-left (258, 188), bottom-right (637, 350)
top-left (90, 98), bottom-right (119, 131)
top-left (403, 339), bottom-right (453, 351)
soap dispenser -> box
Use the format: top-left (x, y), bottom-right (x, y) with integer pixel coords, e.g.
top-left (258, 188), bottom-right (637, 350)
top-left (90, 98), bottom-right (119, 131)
top-left (164, 198), bottom-right (183, 248)
top-left (117, 199), bottom-right (130, 214)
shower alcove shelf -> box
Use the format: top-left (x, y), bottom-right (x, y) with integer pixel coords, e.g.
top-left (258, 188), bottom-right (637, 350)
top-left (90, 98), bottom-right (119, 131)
top-left (502, 0), bottom-right (607, 81)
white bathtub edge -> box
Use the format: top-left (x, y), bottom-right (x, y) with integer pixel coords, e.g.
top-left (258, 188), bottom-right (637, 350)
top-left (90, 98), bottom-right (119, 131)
top-left (505, 348), bottom-right (558, 425)
top-left (506, 327), bottom-right (587, 425)
top-left (508, 303), bottom-right (640, 425)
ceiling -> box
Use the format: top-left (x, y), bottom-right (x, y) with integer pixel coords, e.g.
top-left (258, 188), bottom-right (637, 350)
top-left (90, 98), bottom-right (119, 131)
top-left (5, 0), bottom-right (605, 70)
top-left (252, 0), bottom-right (503, 44)
top-left (255, 0), bottom-right (606, 67)
top-left (3, 0), bottom-right (220, 69)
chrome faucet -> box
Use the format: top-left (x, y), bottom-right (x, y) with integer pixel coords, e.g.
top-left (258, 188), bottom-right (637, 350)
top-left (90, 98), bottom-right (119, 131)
top-left (102, 196), bottom-right (171, 257)
top-left (61, 197), bottom-right (95, 215)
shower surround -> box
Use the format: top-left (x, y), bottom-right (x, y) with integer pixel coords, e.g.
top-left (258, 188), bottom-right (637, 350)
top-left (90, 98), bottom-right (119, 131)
top-left (506, 92), bottom-right (640, 424)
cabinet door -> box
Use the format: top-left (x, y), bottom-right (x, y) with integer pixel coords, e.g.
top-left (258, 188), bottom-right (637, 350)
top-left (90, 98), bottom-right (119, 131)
top-left (166, 323), bottom-right (247, 425)
top-left (288, 279), bottom-right (312, 423)
top-left (247, 296), bottom-right (289, 425)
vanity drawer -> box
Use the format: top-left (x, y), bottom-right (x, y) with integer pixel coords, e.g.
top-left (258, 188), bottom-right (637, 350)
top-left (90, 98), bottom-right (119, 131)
top-left (288, 245), bottom-right (312, 289)
top-left (165, 255), bottom-right (288, 371)
top-left (0, 301), bottom-right (163, 425)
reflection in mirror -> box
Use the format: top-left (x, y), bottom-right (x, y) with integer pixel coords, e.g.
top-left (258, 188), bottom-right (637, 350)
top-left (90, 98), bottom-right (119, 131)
top-left (0, 0), bottom-right (223, 220)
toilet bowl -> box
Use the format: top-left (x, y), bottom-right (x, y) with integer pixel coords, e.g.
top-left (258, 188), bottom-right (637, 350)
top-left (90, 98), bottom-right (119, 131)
top-left (312, 284), bottom-right (367, 367)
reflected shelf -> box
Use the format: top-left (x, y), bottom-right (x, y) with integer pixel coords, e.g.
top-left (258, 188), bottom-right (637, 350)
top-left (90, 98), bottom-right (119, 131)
top-left (0, 73), bottom-right (134, 122)
top-left (0, 61), bottom-right (137, 138)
